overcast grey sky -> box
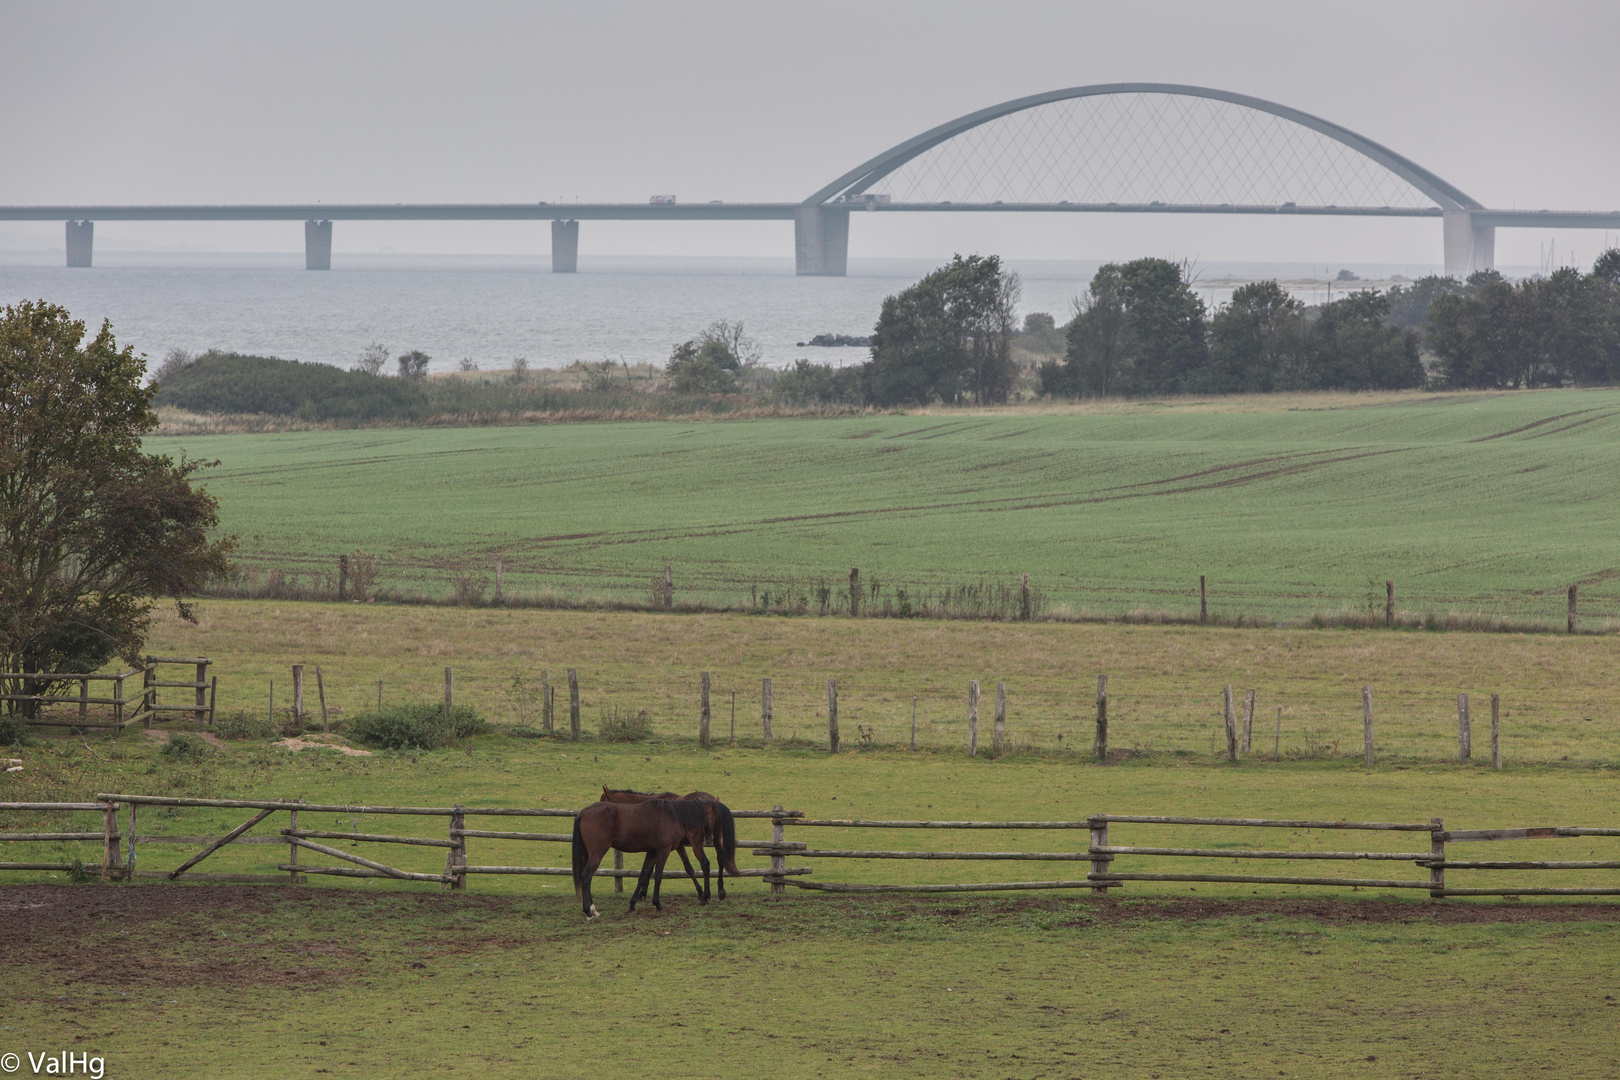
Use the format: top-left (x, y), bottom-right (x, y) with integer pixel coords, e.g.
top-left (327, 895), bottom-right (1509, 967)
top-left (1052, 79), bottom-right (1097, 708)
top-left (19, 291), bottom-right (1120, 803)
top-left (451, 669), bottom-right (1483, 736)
top-left (3, 1), bottom-right (1617, 267)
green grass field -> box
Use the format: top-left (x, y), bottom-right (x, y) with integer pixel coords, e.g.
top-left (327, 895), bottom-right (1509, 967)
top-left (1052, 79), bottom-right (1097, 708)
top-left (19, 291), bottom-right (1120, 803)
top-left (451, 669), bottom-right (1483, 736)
top-left (5, 735), bottom-right (1620, 1078)
top-left (128, 601), bottom-right (1620, 763)
top-left (157, 387), bottom-right (1620, 624)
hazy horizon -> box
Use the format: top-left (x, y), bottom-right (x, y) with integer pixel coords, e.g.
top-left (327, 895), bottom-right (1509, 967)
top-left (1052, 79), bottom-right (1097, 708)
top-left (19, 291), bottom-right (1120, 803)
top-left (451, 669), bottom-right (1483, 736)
top-left (4, 2), bottom-right (1618, 269)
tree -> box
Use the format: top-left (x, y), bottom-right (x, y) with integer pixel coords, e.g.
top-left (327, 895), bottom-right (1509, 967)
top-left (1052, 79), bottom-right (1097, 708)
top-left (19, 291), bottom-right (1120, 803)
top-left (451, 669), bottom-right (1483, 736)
top-left (354, 343), bottom-right (388, 376)
top-left (1, 302), bottom-right (233, 718)
top-left (865, 254), bottom-right (1020, 405)
top-left (1045, 258), bottom-right (1206, 396)
top-left (396, 350), bottom-right (431, 380)
top-left (1206, 280), bottom-right (1305, 393)
top-left (1301, 292), bottom-right (1425, 390)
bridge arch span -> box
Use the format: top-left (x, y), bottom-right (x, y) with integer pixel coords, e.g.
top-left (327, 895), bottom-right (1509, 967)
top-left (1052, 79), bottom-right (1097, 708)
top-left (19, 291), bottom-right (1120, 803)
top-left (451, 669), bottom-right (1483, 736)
top-left (794, 83), bottom-right (1492, 277)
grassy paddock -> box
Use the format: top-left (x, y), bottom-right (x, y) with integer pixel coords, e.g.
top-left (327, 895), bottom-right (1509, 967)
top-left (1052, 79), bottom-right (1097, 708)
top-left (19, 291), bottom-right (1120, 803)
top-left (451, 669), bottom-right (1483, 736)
top-left (126, 600), bottom-right (1620, 762)
top-left (158, 387), bottom-right (1620, 623)
top-left (5, 884), bottom-right (1620, 1079)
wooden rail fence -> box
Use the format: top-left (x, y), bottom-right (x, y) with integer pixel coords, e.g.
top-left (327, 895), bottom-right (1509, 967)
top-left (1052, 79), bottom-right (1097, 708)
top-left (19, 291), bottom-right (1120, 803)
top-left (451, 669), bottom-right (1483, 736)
top-left (1, 657), bottom-right (213, 730)
top-left (1, 798), bottom-right (1617, 899)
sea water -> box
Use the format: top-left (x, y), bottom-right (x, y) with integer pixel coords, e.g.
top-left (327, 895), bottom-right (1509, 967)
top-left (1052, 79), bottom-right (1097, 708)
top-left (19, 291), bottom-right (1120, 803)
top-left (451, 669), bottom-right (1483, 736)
top-left (0, 251), bottom-right (1441, 375)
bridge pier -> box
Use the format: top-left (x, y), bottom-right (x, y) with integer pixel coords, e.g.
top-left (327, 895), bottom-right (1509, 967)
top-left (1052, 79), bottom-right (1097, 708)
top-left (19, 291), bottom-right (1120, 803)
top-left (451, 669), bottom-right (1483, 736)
top-left (304, 220), bottom-right (332, 270)
top-left (551, 219), bottom-right (579, 273)
top-left (1443, 211), bottom-right (1494, 279)
top-left (795, 206), bottom-right (848, 276)
top-left (65, 220), bottom-right (93, 267)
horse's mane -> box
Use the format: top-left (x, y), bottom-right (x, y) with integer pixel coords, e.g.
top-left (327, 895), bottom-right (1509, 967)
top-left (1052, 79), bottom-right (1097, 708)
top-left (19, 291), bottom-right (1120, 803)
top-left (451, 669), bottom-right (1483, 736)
top-left (607, 786), bottom-right (655, 795)
top-left (649, 797), bottom-right (711, 832)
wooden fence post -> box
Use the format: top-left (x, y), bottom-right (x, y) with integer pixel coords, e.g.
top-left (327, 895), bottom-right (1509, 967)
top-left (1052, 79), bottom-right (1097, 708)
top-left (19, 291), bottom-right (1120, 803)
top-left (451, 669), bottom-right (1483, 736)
top-left (317, 666), bottom-right (329, 733)
top-left (292, 665), bottom-right (304, 726)
top-left (444, 667), bottom-right (453, 722)
top-left (446, 806), bottom-right (467, 890)
top-left (1020, 573), bottom-right (1031, 621)
top-left (993, 682), bottom-right (1007, 753)
top-left (494, 558), bottom-right (503, 604)
top-left (770, 805), bottom-right (786, 895)
top-left (1199, 575), bottom-right (1207, 624)
top-left (195, 660), bottom-right (208, 724)
top-left (288, 798), bottom-right (304, 885)
top-left (568, 669), bottom-right (580, 740)
top-left (1385, 580), bottom-right (1394, 627)
top-left (967, 680), bottom-right (979, 757)
top-left (338, 553), bottom-right (349, 601)
top-left (541, 670), bottom-right (551, 732)
top-left (1429, 817), bottom-right (1445, 899)
top-left (142, 661), bottom-right (155, 729)
top-left (1088, 815), bottom-right (1109, 894)
top-left (614, 850), bottom-right (624, 892)
top-left (1223, 684), bottom-right (1238, 761)
top-left (208, 675), bottom-right (218, 726)
top-left (1241, 689), bottom-right (1255, 753)
top-left (101, 801), bottom-right (122, 882)
top-left (1568, 584), bottom-right (1578, 633)
top-left (1362, 686), bottom-right (1375, 767)
top-left (761, 677), bottom-right (773, 740)
top-left (849, 567), bottom-right (860, 617)
top-left (79, 676), bottom-right (89, 726)
top-left (827, 679), bottom-right (839, 753)
top-left (700, 672), bottom-right (711, 747)
top-left (1094, 674), bottom-right (1108, 763)
top-left (113, 672), bottom-right (125, 726)
top-left (1491, 694), bottom-right (1502, 770)
top-left (663, 564), bottom-right (673, 611)
top-left (1457, 693), bottom-right (1471, 761)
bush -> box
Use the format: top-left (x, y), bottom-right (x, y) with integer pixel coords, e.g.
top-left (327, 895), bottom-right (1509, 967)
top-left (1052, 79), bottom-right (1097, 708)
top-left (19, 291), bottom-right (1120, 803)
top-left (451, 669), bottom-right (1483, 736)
top-left (598, 707), bottom-right (651, 742)
top-left (160, 733), bottom-right (216, 760)
top-left (0, 714), bottom-right (28, 746)
top-left (347, 702), bottom-right (487, 750)
top-left (157, 351), bottom-right (429, 421)
top-left (213, 710), bottom-right (276, 741)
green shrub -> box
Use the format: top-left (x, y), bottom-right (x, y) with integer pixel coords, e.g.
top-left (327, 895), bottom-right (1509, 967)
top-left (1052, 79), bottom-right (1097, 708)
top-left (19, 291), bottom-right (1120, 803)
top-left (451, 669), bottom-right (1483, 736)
top-left (157, 351), bottom-right (429, 421)
top-left (213, 710), bottom-right (276, 740)
top-left (597, 707), bottom-right (651, 742)
top-left (0, 714), bottom-right (28, 746)
top-left (160, 733), bottom-right (216, 760)
top-left (347, 702), bottom-right (487, 750)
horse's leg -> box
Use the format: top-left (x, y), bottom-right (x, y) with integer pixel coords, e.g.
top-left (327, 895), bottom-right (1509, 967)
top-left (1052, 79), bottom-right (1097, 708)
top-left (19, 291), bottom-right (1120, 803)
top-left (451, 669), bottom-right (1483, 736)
top-left (675, 842), bottom-right (704, 902)
top-left (651, 850), bottom-right (673, 912)
top-left (693, 839), bottom-right (712, 904)
top-left (581, 844), bottom-right (607, 920)
top-left (628, 853), bottom-right (656, 912)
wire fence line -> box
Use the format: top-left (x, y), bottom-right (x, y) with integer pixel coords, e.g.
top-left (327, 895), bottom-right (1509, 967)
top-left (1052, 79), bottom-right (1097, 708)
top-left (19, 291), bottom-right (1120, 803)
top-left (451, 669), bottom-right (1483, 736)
top-left (138, 661), bottom-right (1620, 765)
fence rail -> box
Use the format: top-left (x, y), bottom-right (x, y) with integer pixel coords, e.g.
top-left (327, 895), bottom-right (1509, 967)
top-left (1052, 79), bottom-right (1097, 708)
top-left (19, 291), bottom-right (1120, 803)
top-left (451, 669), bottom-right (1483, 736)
top-left (1, 657), bottom-right (213, 730)
top-left (0, 796), bottom-right (1617, 900)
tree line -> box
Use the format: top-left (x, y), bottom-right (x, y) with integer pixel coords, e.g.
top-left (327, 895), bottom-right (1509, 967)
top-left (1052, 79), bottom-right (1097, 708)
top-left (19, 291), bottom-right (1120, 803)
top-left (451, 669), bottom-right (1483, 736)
top-left (837, 249), bottom-right (1620, 405)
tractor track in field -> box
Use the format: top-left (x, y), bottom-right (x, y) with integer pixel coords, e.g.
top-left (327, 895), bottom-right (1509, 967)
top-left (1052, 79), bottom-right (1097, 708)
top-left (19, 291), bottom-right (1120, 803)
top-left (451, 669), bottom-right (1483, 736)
top-left (1467, 407), bottom-right (1608, 442)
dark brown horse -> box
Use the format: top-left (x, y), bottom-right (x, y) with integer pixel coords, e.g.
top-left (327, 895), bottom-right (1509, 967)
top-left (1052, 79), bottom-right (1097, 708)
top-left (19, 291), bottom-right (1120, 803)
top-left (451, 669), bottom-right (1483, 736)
top-left (572, 799), bottom-right (714, 919)
top-left (598, 786), bottom-right (741, 901)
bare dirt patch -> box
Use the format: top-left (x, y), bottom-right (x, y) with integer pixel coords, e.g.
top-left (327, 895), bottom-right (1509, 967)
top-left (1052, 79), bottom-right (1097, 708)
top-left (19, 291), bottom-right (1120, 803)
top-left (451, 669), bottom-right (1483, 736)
top-left (273, 737), bottom-right (372, 756)
top-left (142, 730), bottom-right (228, 749)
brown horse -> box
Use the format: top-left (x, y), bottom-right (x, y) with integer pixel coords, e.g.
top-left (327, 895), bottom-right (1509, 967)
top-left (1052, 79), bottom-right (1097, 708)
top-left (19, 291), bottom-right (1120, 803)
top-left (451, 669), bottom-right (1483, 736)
top-left (599, 786), bottom-right (741, 901)
top-left (571, 799), bottom-right (713, 919)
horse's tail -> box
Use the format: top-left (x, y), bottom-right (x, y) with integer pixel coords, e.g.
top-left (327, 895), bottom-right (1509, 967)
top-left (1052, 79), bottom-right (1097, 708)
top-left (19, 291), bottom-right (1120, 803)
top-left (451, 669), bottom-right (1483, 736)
top-left (716, 802), bottom-right (740, 875)
top-left (571, 814), bottom-right (588, 899)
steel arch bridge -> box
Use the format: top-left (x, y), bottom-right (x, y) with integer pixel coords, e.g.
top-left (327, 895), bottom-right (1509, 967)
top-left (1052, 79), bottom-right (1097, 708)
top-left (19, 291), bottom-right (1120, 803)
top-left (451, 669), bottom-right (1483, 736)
top-left (4, 83), bottom-right (1617, 274)
top-left (794, 82), bottom-right (1500, 277)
